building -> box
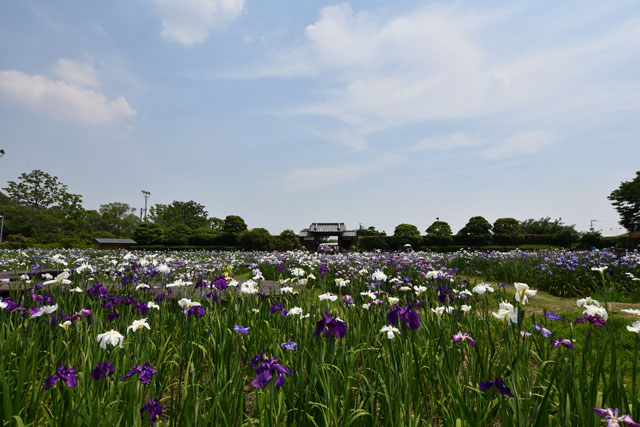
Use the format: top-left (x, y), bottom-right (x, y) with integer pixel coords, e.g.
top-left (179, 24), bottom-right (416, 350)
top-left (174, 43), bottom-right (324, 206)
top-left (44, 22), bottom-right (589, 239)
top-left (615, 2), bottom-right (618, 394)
top-left (298, 223), bottom-right (356, 252)
top-left (94, 238), bottom-right (137, 250)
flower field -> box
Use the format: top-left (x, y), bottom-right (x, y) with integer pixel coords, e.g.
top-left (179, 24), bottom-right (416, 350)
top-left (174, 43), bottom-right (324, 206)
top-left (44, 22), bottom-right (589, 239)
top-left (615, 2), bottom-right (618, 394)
top-left (1, 249), bottom-right (640, 426)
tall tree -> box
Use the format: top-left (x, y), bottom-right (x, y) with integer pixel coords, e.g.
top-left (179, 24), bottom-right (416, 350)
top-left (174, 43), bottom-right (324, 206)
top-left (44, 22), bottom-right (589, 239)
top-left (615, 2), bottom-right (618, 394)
top-left (425, 221), bottom-right (453, 245)
top-left (609, 171), bottom-right (640, 232)
top-left (148, 201), bottom-right (209, 231)
top-left (3, 169), bottom-right (77, 209)
top-left (223, 215), bottom-right (248, 233)
top-left (99, 202), bottom-right (140, 237)
top-left (492, 218), bottom-right (522, 245)
top-left (392, 223), bottom-right (422, 248)
top-left (458, 216), bottom-right (492, 245)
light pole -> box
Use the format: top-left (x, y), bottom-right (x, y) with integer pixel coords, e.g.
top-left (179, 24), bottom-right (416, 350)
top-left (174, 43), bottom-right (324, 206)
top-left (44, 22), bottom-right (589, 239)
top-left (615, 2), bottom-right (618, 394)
top-left (0, 149), bottom-right (5, 159)
top-left (141, 190), bottom-right (151, 221)
top-left (0, 215), bottom-right (4, 244)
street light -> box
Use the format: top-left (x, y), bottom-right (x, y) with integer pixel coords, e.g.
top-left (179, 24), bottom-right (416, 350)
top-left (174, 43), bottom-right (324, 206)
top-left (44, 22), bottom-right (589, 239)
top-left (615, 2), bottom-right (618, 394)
top-left (0, 215), bottom-right (4, 244)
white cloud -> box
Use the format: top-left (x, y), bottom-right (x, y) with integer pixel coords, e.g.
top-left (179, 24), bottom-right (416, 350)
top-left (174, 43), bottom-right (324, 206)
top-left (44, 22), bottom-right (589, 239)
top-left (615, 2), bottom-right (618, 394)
top-left (52, 58), bottom-right (100, 89)
top-left (0, 61), bottom-right (136, 125)
top-left (478, 131), bottom-right (557, 160)
top-left (276, 155), bottom-right (403, 193)
top-left (147, 0), bottom-right (245, 45)
top-left (412, 133), bottom-right (484, 152)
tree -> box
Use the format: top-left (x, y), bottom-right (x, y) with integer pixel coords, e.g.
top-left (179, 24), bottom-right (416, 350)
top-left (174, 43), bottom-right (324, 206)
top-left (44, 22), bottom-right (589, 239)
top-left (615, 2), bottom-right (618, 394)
top-left (190, 227), bottom-right (219, 246)
top-left (273, 229), bottom-right (302, 251)
top-left (223, 215), bottom-right (248, 233)
top-left (3, 169), bottom-right (76, 209)
top-left (609, 171), bottom-right (640, 232)
top-left (458, 216), bottom-right (492, 245)
top-left (492, 218), bottom-right (522, 245)
top-left (165, 223), bottom-right (192, 246)
top-left (133, 222), bottom-right (164, 245)
top-left (554, 228), bottom-right (580, 248)
top-left (209, 217), bottom-right (225, 231)
top-left (425, 221), bottom-right (453, 245)
top-left (240, 228), bottom-right (273, 251)
top-left (98, 202), bottom-right (139, 237)
top-left (520, 217), bottom-right (567, 234)
top-left (392, 223), bottom-right (422, 249)
top-left (357, 226), bottom-right (386, 237)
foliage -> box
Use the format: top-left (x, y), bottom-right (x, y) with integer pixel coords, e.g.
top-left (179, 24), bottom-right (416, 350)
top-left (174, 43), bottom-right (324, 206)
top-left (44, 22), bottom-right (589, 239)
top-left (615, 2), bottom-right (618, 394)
top-left (520, 217), bottom-right (574, 234)
top-left (133, 222), bottom-right (164, 245)
top-left (357, 235), bottom-right (390, 251)
top-left (458, 216), bottom-right (492, 245)
top-left (240, 228), bottom-right (273, 250)
top-left (425, 221), bottom-right (453, 245)
top-left (273, 230), bottom-right (302, 251)
top-left (98, 202), bottom-right (139, 237)
top-left (209, 217), bottom-right (225, 232)
top-left (609, 171), bottom-right (640, 232)
top-left (165, 223), bottom-right (193, 246)
top-left (554, 228), bottom-right (580, 247)
top-left (492, 218), bottom-right (522, 245)
top-left (223, 215), bottom-right (248, 233)
top-left (392, 223), bottom-right (422, 249)
top-left (149, 201), bottom-right (209, 231)
top-left (2, 169), bottom-right (78, 209)
top-left (189, 227), bottom-right (219, 246)
top-left (357, 226), bottom-right (386, 237)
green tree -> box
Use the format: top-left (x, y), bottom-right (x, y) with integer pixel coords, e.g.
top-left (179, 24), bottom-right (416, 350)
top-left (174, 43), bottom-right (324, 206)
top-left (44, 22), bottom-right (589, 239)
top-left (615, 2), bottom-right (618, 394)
top-left (190, 227), bottom-right (219, 246)
top-left (554, 228), bottom-right (580, 248)
top-left (609, 171), bottom-right (640, 232)
top-left (209, 217), bottom-right (225, 231)
top-left (520, 217), bottom-right (566, 234)
top-left (458, 216), bottom-right (492, 245)
top-left (273, 229), bottom-right (302, 251)
top-left (425, 221), bottom-right (453, 245)
top-left (392, 223), bottom-right (422, 249)
top-left (356, 226), bottom-right (386, 237)
top-left (240, 228), bottom-right (273, 250)
top-left (165, 223), bottom-right (192, 246)
top-left (223, 215), bottom-right (248, 233)
top-left (3, 169), bottom-right (76, 209)
top-left (98, 202), bottom-right (139, 237)
top-left (133, 222), bottom-right (164, 245)
top-left (492, 218), bottom-right (522, 245)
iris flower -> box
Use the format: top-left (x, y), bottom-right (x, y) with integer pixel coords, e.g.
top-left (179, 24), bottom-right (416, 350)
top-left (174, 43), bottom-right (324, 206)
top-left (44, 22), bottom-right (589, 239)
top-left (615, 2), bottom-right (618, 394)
top-left (387, 304), bottom-right (420, 330)
top-left (141, 398), bottom-right (163, 424)
top-left (249, 354), bottom-right (293, 389)
top-left (514, 282), bottom-right (537, 305)
top-left (43, 272), bottom-right (72, 287)
top-left (281, 340), bottom-right (297, 351)
top-left (121, 363), bottom-right (158, 384)
top-left (233, 325), bottom-right (250, 335)
top-left (551, 337), bottom-right (575, 349)
top-left (44, 365), bottom-right (77, 390)
top-left (380, 325), bottom-right (400, 340)
top-left (479, 377), bottom-right (514, 397)
top-left (314, 312), bottom-right (347, 338)
top-left (90, 361), bottom-right (115, 380)
top-left (452, 331), bottom-right (477, 346)
top-left (97, 330), bottom-right (124, 349)
top-left (593, 407), bottom-right (640, 426)
top-left (127, 318), bottom-right (151, 334)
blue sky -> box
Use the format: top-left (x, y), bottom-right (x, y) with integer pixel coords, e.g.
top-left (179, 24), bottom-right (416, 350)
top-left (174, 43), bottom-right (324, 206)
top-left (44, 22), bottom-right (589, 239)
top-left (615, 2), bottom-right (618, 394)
top-left (1, 0), bottom-right (638, 235)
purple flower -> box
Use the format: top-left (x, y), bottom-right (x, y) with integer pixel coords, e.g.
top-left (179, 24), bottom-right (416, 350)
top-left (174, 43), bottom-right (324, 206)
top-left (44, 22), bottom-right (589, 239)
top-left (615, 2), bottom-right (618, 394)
top-left (341, 295), bottom-right (354, 306)
top-left (187, 306), bottom-right (206, 318)
top-left (532, 321), bottom-right (552, 337)
top-left (386, 304), bottom-right (421, 330)
top-left (281, 339), bottom-right (297, 351)
top-left (121, 363), bottom-right (157, 384)
top-left (574, 314), bottom-right (606, 327)
top-left (90, 360), bottom-right (115, 380)
top-left (213, 275), bottom-right (228, 291)
top-left (270, 301), bottom-right (287, 317)
top-left (479, 377), bottom-right (514, 397)
top-left (545, 311), bottom-right (562, 321)
top-left (141, 398), bottom-right (163, 424)
top-left (551, 337), bottom-right (574, 350)
top-left (233, 325), bottom-right (250, 335)
top-left (107, 309), bottom-right (120, 322)
top-left (250, 355), bottom-right (293, 389)
top-left (314, 312), bottom-right (347, 339)
top-left (44, 365), bottom-right (77, 390)
top-left (593, 408), bottom-right (640, 426)
top-left (452, 331), bottom-right (477, 346)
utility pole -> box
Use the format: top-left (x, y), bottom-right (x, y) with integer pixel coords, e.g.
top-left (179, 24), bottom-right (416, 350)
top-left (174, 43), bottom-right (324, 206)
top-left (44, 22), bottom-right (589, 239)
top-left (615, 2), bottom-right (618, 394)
top-left (590, 219), bottom-right (596, 232)
top-left (141, 190), bottom-right (151, 221)
top-left (0, 215), bottom-right (4, 244)
top-left (0, 149), bottom-right (5, 159)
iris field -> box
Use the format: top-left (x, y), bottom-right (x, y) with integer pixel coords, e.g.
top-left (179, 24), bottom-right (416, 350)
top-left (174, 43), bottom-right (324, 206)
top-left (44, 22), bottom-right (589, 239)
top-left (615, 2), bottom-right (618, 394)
top-left (1, 248), bottom-right (640, 426)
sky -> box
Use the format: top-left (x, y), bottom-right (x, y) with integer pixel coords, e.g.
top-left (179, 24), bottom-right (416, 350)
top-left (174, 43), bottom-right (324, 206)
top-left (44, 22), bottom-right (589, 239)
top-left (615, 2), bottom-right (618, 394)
top-left (0, 0), bottom-right (638, 236)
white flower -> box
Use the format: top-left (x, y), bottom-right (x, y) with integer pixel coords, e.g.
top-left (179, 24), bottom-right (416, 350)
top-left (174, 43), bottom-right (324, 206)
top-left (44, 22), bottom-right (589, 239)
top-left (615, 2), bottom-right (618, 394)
top-left (42, 273), bottom-right (53, 280)
top-left (147, 302), bottom-right (160, 310)
top-left (59, 320), bottom-right (72, 331)
top-left (461, 305), bottom-right (472, 313)
top-left (97, 330), bottom-right (124, 349)
top-left (31, 304), bottom-right (58, 318)
top-left (280, 286), bottom-right (294, 294)
top-left (127, 318), bottom-right (151, 334)
top-left (51, 254), bottom-right (68, 266)
top-left (228, 279), bottom-right (239, 287)
top-left (358, 269), bottom-right (368, 276)
top-left (0, 301), bottom-right (7, 310)
top-left (472, 283), bottom-right (494, 294)
top-left (335, 278), bottom-right (350, 288)
top-left (290, 268), bottom-right (306, 277)
top-left (69, 287), bottom-right (83, 293)
top-left (399, 286), bottom-right (411, 292)
top-left (492, 307), bottom-right (518, 324)
top-left (514, 282), bottom-right (537, 305)
top-left (240, 280), bottom-right (259, 294)
top-left (43, 272), bottom-right (72, 287)
top-left (371, 270), bottom-right (388, 282)
top-left (591, 266), bottom-right (608, 274)
top-left (380, 325), bottom-right (401, 340)
top-left (76, 263), bottom-right (94, 274)
top-left (577, 297), bottom-right (600, 308)
top-left (307, 273), bottom-right (316, 280)
top-left (431, 306), bottom-right (454, 317)
top-left (583, 304), bottom-right (608, 321)
top-left (459, 290), bottom-right (473, 298)
top-left (387, 297), bottom-right (400, 305)
top-left (20, 274), bottom-right (29, 280)
top-left (178, 298), bottom-right (201, 309)
top-left (252, 308), bottom-right (260, 314)
top-left (627, 321), bottom-right (640, 333)
top-left (157, 264), bottom-right (171, 274)
top-left (622, 308), bottom-right (640, 318)
top-left (362, 303), bottom-right (371, 310)
top-left (414, 286), bottom-right (428, 296)
top-left (166, 279), bottom-right (192, 289)
top-left (319, 292), bottom-right (338, 302)
top-left (499, 300), bottom-right (515, 312)
top-left (288, 307), bottom-right (304, 316)
top-left (425, 271), bottom-right (442, 280)
top-left (360, 291), bottom-right (377, 300)
top-left (136, 283), bottom-right (150, 290)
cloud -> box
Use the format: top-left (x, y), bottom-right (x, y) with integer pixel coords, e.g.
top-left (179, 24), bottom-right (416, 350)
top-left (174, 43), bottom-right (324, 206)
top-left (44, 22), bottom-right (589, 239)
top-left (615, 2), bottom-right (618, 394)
top-left (276, 155), bottom-right (403, 193)
top-left (478, 131), bottom-right (557, 160)
top-left (0, 60), bottom-right (136, 125)
top-left (412, 133), bottom-right (484, 152)
top-left (147, 0), bottom-right (245, 45)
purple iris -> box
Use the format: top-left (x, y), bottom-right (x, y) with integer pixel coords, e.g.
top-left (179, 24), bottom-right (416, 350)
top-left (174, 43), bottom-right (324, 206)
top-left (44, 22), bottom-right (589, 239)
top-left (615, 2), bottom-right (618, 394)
top-left (90, 360), bottom-right (115, 380)
top-left (233, 325), bottom-right (250, 335)
top-left (479, 377), bottom-right (514, 397)
top-left (249, 354), bottom-right (293, 389)
top-left (270, 301), bottom-right (287, 317)
top-left (314, 312), bottom-right (347, 338)
top-left (107, 309), bottom-right (120, 322)
top-left (141, 398), bottom-right (163, 424)
top-left (386, 304), bottom-right (420, 330)
top-left (341, 295), bottom-right (354, 306)
top-left (44, 365), bottom-right (78, 390)
top-left (188, 306), bottom-right (206, 318)
top-left (594, 408), bottom-right (640, 426)
top-left (281, 340), bottom-right (297, 351)
top-left (121, 363), bottom-right (158, 384)
top-left (532, 321), bottom-right (552, 337)
top-left (86, 282), bottom-right (108, 299)
top-left (574, 314), bottom-right (606, 327)
top-left (551, 337), bottom-right (574, 350)
top-left (213, 275), bottom-right (228, 291)
top-left (452, 331), bottom-right (477, 346)
top-left (545, 311), bottom-right (562, 321)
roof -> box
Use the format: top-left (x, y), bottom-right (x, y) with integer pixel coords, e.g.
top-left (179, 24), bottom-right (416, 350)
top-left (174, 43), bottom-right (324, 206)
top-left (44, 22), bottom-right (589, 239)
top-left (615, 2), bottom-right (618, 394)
top-left (308, 223), bottom-right (346, 232)
top-left (94, 238), bottom-right (137, 244)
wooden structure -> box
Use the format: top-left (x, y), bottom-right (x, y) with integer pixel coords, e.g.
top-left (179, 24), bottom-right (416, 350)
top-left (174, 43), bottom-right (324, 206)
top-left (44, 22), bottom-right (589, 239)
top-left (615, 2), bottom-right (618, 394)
top-left (94, 238), bottom-right (137, 250)
top-left (298, 223), bottom-right (356, 252)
